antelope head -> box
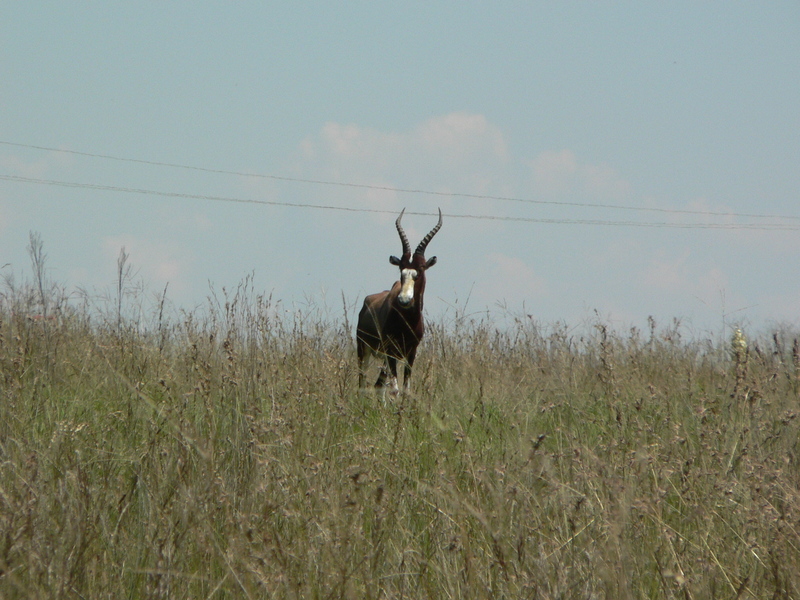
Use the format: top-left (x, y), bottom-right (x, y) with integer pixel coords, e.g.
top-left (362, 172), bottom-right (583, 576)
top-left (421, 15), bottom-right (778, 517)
top-left (389, 208), bottom-right (443, 308)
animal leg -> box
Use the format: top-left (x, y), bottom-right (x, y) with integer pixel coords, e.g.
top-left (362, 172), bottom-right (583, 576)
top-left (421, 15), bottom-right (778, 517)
top-left (386, 356), bottom-right (400, 396)
top-left (374, 363), bottom-right (388, 388)
top-left (402, 349), bottom-right (417, 394)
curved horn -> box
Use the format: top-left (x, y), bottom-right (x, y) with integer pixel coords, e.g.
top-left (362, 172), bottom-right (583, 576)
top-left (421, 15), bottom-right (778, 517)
top-left (414, 208), bottom-right (443, 256)
top-left (395, 208), bottom-right (411, 257)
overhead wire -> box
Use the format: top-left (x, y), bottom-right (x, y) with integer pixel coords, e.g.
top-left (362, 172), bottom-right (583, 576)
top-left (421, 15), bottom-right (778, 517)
top-left (1, 139), bottom-right (798, 230)
top-left (2, 173), bottom-right (798, 231)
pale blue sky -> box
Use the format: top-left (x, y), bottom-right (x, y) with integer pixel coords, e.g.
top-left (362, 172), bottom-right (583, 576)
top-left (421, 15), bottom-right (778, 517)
top-left (2, 3), bottom-right (799, 334)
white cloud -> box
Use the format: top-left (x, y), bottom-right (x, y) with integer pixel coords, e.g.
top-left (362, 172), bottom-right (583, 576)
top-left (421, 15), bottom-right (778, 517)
top-left (296, 112), bottom-right (512, 215)
top-left (581, 163), bottom-right (632, 199)
top-left (528, 149), bottom-right (630, 200)
top-left (414, 112), bottom-right (509, 162)
top-left (309, 112), bottom-right (508, 167)
top-left (529, 149), bottom-right (578, 195)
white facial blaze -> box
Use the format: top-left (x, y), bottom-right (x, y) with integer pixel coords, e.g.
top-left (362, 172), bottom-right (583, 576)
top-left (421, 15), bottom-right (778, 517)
top-left (398, 268), bottom-right (417, 306)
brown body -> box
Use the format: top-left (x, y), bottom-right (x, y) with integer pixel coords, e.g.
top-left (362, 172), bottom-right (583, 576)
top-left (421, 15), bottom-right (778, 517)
top-left (357, 209), bottom-right (442, 393)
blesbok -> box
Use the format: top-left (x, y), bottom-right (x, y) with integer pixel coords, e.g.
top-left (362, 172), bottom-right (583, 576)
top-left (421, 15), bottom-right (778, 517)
top-left (357, 208), bottom-right (442, 394)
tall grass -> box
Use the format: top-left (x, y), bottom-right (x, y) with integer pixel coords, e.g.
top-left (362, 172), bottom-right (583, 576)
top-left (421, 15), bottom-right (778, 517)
top-left (1, 260), bottom-right (799, 598)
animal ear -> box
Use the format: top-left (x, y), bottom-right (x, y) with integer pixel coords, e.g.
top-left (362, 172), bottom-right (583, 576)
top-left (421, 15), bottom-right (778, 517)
top-left (389, 255), bottom-right (402, 266)
top-left (425, 256), bottom-right (437, 269)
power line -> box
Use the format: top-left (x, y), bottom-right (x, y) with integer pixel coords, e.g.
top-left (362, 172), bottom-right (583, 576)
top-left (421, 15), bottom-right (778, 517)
top-left (2, 173), bottom-right (798, 231)
top-left (1, 139), bottom-right (798, 223)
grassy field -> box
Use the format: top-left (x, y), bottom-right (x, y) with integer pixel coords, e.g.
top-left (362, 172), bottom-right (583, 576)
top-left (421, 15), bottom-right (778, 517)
top-left (1, 266), bottom-right (799, 598)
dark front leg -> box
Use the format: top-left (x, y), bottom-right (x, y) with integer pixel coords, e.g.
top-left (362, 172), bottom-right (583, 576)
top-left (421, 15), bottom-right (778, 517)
top-left (375, 356), bottom-right (398, 395)
top-left (374, 366), bottom-right (388, 388)
top-left (375, 356), bottom-right (397, 388)
top-left (402, 348), bottom-right (417, 392)
top-left (387, 356), bottom-right (399, 379)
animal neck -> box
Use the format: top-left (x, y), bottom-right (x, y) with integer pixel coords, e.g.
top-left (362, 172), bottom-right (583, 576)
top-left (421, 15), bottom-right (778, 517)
top-left (413, 275), bottom-right (427, 312)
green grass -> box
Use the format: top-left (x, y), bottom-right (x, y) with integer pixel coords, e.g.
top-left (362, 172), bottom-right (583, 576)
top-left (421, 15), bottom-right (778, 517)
top-left (1, 274), bottom-right (799, 598)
